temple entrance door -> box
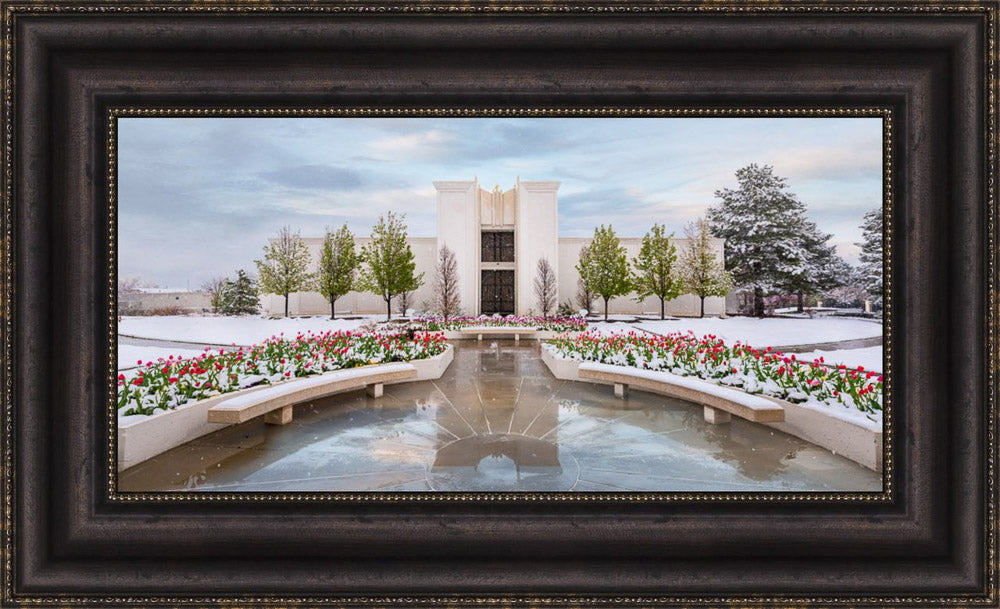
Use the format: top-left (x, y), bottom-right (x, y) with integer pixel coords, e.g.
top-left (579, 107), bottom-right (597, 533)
top-left (481, 270), bottom-right (515, 315)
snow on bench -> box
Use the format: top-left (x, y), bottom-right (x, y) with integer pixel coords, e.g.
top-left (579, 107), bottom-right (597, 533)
top-left (458, 326), bottom-right (539, 341)
top-left (577, 362), bottom-right (785, 425)
top-left (207, 363), bottom-right (417, 426)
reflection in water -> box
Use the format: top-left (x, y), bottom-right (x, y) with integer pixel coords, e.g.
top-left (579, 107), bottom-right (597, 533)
top-left (430, 433), bottom-right (574, 491)
top-left (119, 340), bottom-right (882, 493)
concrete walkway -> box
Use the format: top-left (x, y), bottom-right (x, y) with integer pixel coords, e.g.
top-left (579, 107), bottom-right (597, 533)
top-left (118, 333), bottom-right (247, 351)
top-left (119, 340), bottom-right (881, 493)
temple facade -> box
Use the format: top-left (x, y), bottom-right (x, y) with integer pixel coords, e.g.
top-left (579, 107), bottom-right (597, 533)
top-left (261, 178), bottom-right (729, 317)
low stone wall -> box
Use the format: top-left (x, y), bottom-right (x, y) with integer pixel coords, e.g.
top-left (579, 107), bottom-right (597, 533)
top-left (540, 346), bottom-right (883, 473)
top-left (434, 329), bottom-right (582, 341)
top-left (118, 345), bottom-right (454, 471)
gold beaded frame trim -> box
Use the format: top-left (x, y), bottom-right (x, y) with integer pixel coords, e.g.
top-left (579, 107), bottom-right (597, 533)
top-left (3, 2), bottom-right (995, 606)
top-left (106, 106), bottom-right (894, 504)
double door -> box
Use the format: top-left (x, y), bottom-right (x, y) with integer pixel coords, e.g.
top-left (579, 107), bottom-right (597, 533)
top-left (481, 270), bottom-right (515, 315)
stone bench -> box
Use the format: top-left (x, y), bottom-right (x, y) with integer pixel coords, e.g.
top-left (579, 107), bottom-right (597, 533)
top-left (577, 362), bottom-right (785, 425)
top-left (458, 326), bottom-right (538, 342)
top-left (206, 363), bottom-right (417, 426)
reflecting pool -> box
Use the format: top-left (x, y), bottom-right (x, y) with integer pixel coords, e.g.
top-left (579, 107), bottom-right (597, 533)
top-left (119, 340), bottom-right (882, 492)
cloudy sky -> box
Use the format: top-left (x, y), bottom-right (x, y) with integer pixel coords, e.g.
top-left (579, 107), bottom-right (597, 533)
top-left (118, 117), bottom-right (882, 289)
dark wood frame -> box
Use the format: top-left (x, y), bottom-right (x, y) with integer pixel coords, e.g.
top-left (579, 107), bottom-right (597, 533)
top-left (1, 1), bottom-right (996, 606)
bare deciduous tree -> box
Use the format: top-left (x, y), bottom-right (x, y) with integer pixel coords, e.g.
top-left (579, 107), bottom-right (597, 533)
top-left (575, 245), bottom-right (595, 314)
top-left (397, 290), bottom-right (414, 316)
top-left (434, 245), bottom-right (461, 321)
top-left (576, 276), bottom-right (595, 314)
top-left (201, 276), bottom-right (228, 314)
top-left (117, 276), bottom-right (144, 315)
top-left (533, 257), bottom-right (556, 318)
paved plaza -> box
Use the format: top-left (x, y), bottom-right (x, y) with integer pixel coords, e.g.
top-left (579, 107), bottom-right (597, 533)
top-left (120, 340), bottom-right (881, 492)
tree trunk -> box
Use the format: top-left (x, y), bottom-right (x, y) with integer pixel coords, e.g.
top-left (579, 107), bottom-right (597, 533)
top-left (330, 296), bottom-right (336, 320)
top-left (284, 293), bottom-right (289, 318)
top-left (753, 286), bottom-right (765, 318)
top-left (386, 297), bottom-right (392, 321)
top-left (796, 291), bottom-right (804, 313)
top-left (660, 297), bottom-right (665, 320)
top-left (604, 296), bottom-right (610, 321)
top-left (700, 296), bottom-right (705, 318)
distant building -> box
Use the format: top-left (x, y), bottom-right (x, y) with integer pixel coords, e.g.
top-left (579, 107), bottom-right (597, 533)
top-left (262, 178), bottom-right (729, 317)
top-left (121, 287), bottom-right (212, 315)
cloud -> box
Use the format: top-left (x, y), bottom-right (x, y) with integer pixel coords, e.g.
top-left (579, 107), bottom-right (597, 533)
top-left (257, 164), bottom-right (364, 191)
top-left (366, 129), bottom-right (454, 161)
top-left (118, 116), bottom-right (884, 286)
top-left (768, 144), bottom-right (881, 182)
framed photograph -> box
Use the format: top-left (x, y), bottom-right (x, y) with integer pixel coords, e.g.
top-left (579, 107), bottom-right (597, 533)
top-left (2, 1), bottom-right (996, 606)
top-left (115, 113), bottom-right (887, 494)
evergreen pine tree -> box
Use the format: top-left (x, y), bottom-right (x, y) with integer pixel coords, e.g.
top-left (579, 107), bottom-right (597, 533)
top-left (220, 269), bottom-right (259, 315)
top-left (678, 217), bottom-right (733, 318)
top-left (315, 224), bottom-right (358, 320)
top-left (578, 225), bottom-right (632, 321)
top-left (632, 223), bottom-right (682, 320)
top-left (707, 164), bottom-right (810, 317)
top-left (254, 226), bottom-right (313, 318)
top-left (357, 212), bottom-right (424, 321)
top-left (855, 208), bottom-right (884, 307)
top-left (782, 219), bottom-right (850, 312)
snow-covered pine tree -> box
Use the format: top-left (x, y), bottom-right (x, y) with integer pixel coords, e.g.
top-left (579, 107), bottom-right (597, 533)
top-left (822, 264), bottom-right (868, 308)
top-left (254, 225), bottom-right (313, 318)
top-left (707, 164), bottom-right (811, 317)
top-left (632, 223), bottom-right (682, 320)
top-left (678, 217), bottom-right (733, 318)
top-left (221, 269), bottom-right (259, 315)
top-left (855, 208), bottom-right (883, 307)
top-left (357, 212), bottom-right (424, 321)
top-left (578, 225), bottom-right (632, 321)
top-left (316, 224), bottom-right (359, 320)
top-left (781, 218), bottom-right (850, 312)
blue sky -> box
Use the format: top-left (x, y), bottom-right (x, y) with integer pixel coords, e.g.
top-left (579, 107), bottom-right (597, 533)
top-left (118, 117), bottom-right (882, 289)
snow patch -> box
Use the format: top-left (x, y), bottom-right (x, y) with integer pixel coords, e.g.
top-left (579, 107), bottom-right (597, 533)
top-left (578, 362), bottom-right (779, 411)
top-left (211, 363), bottom-right (415, 410)
top-left (119, 315), bottom-right (371, 345)
top-left (634, 316), bottom-right (881, 348)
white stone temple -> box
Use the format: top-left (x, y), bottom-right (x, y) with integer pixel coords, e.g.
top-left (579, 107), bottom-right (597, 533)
top-left (262, 178), bottom-right (729, 317)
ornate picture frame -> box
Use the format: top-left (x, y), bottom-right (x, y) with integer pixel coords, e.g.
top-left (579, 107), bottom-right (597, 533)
top-left (1, 1), bottom-right (996, 606)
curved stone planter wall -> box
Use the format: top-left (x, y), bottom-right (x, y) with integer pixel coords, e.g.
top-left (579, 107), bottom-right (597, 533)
top-left (117, 345), bottom-right (454, 471)
top-left (540, 346), bottom-right (883, 473)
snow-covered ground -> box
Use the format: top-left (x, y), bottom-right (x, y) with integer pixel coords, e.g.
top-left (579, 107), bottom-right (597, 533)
top-left (793, 346), bottom-right (883, 373)
top-left (585, 316), bottom-right (881, 349)
top-left (632, 317), bottom-right (881, 349)
top-left (118, 344), bottom-right (204, 370)
top-left (118, 315), bottom-right (373, 346)
top-left (118, 314), bottom-right (883, 371)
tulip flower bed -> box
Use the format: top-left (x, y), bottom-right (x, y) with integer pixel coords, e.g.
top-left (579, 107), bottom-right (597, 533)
top-left (547, 330), bottom-right (882, 418)
top-left (411, 315), bottom-right (587, 333)
top-left (118, 330), bottom-right (448, 417)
